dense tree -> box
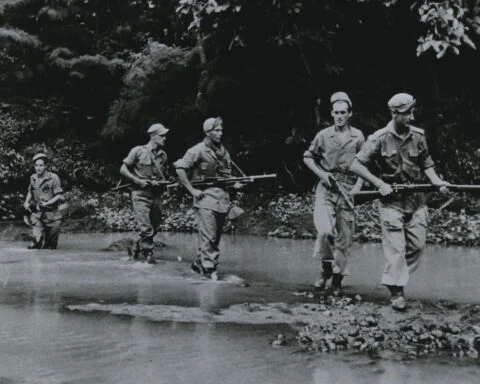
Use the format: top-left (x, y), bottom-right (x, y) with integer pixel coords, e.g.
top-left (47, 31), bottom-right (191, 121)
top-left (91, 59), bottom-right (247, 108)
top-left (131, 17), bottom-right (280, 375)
top-left (1, 0), bottom-right (480, 189)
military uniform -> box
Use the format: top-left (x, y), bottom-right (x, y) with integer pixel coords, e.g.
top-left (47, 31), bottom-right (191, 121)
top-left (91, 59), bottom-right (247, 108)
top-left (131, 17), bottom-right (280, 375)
top-left (123, 143), bottom-right (168, 256)
top-left (174, 139), bottom-right (232, 271)
top-left (27, 171), bottom-right (64, 249)
top-left (355, 121), bottom-right (435, 287)
top-left (304, 125), bottom-right (365, 278)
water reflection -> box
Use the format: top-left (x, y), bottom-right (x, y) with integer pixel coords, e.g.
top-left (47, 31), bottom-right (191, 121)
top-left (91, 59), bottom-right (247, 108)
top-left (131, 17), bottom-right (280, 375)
top-left (0, 233), bottom-right (479, 383)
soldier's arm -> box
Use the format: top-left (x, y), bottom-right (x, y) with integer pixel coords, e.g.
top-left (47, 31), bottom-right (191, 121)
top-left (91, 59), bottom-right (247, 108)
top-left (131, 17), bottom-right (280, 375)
top-left (350, 133), bottom-right (393, 196)
top-left (42, 175), bottom-right (65, 207)
top-left (303, 133), bottom-right (333, 187)
top-left (419, 136), bottom-right (450, 188)
top-left (349, 160), bottom-right (383, 188)
top-left (120, 163), bottom-right (148, 188)
top-left (350, 131), bottom-right (366, 194)
top-left (424, 167), bottom-right (450, 187)
top-left (175, 168), bottom-right (204, 198)
top-left (173, 147), bottom-right (204, 198)
top-left (23, 190), bottom-right (33, 210)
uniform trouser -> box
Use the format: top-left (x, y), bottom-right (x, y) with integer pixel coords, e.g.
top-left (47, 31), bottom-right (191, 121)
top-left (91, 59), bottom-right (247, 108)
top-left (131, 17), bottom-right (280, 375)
top-left (313, 184), bottom-right (355, 276)
top-left (132, 190), bottom-right (163, 253)
top-left (379, 205), bottom-right (428, 287)
top-left (195, 208), bottom-right (227, 270)
top-left (31, 214), bottom-right (61, 249)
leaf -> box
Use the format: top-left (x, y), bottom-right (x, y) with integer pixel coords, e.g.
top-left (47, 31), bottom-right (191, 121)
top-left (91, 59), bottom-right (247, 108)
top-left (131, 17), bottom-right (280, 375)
top-left (462, 34), bottom-right (476, 49)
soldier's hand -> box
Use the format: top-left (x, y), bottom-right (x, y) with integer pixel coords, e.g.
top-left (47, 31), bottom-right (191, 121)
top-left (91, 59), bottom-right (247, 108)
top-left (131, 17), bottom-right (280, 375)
top-left (23, 202), bottom-right (31, 212)
top-left (433, 180), bottom-right (452, 194)
top-left (136, 178), bottom-right (149, 189)
top-left (378, 182), bottom-right (393, 196)
top-left (149, 180), bottom-right (162, 187)
top-left (348, 185), bottom-right (362, 198)
top-left (191, 189), bottom-right (205, 199)
top-left (233, 181), bottom-right (249, 190)
top-left (320, 172), bottom-right (333, 189)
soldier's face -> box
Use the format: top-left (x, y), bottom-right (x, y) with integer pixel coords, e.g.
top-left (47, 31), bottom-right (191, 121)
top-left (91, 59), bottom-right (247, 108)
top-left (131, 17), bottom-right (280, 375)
top-left (34, 159), bottom-right (46, 175)
top-left (152, 133), bottom-right (167, 147)
top-left (393, 108), bottom-right (414, 128)
top-left (331, 102), bottom-right (351, 128)
top-left (208, 126), bottom-right (223, 143)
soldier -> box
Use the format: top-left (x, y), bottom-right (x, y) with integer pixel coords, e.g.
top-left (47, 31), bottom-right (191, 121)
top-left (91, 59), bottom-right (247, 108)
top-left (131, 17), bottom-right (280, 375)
top-left (350, 93), bottom-right (450, 310)
top-left (174, 117), bottom-right (244, 279)
top-left (23, 153), bottom-right (65, 249)
top-left (303, 92), bottom-right (365, 295)
top-left (120, 123), bottom-right (170, 264)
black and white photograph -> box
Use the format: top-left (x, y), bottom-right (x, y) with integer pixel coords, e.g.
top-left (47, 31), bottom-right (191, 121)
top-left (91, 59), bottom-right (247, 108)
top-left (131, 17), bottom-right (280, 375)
top-left (1, 1), bottom-right (480, 383)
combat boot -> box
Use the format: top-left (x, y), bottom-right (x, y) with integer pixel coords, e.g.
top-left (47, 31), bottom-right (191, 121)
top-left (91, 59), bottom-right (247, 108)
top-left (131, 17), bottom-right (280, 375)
top-left (331, 274), bottom-right (344, 297)
top-left (128, 242), bottom-right (141, 260)
top-left (314, 261), bottom-right (333, 291)
top-left (389, 286), bottom-right (406, 311)
top-left (144, 250), bottom-right (156, 264)
top-left (27, 242), bottom-right (42, 249)
top-left (191, 260), bottom-right (205, 275)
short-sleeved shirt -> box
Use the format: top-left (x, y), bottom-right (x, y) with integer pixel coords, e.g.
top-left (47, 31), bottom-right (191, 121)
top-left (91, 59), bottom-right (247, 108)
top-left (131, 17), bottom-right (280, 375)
top-left (355, 121), bottom-right (435, 211)
top-left (174, 139), bottom-right (232, 213)
top-left (28, 171), bottom-right (64, 221)
top-left (304, 125), bottom-right (365, 185)
top-left (123, 144), bottom-right (168, 187)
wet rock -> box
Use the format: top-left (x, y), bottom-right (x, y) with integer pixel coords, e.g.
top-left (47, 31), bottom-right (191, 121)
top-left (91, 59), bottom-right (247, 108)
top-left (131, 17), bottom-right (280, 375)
top-left (407, 349), bottom-right (418, 360)
top-left (298, 334), bottom-right (313, 345)
top-left (272, 334), bottom-right (287, 347)
top-left (365, 316), bottom-right (378, 327)
top-left (467, 348), bottom-right (479, 358)
top-left (431, 329), bottom-right (444, 339)
top-left (333, 335), bottom-right (348, 347)
top-left (473, 336), bottom-right (480, 352)
top-left (411, 324), bottom-right (423, 335)
top-left (348, 327), bottom-right (360, 337)
top-left (418, 333), bottom-right (431, 344)
top-left (373, 332), bottom-right (385, 342)
top-left (449, 325), bottom-right (461, 334)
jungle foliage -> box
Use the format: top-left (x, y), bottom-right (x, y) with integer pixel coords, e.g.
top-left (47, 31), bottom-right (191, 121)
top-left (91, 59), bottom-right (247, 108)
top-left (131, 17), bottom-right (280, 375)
top-left (1, 0), bottom-right (480, 193)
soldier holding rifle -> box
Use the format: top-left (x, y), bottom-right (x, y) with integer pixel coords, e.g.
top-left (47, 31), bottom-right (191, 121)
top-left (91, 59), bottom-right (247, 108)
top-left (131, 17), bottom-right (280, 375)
top-left (120, 123), bottom-right (170, 264)
top-left (303, 92), bottom-right (365, 296)
top-left (174, 117), bottom-right (248, 279)
top-left (23, 153), bottom-right (65, 249)
top-left (350, 93), bottom-right (450, 310)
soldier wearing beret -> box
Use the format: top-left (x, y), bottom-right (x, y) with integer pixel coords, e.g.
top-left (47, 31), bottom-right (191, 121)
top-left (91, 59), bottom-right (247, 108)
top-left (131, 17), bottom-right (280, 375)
top-left (174, 117), bottom-right (245, 279)
top-left (120, 123), bottom-right (170, 264)
top-left (303, 92), bottom-right (365, 295)
top-left (23, 153), bottom-right (65, 249)
top-left (350, 93), bottom-right (450, 310)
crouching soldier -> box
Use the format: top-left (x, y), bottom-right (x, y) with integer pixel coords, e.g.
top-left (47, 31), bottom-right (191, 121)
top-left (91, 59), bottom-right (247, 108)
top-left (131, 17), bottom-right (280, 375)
top-left (23, 153), bottom-right (65, 249)
top-left (120, 123), bottom-right (170, 264)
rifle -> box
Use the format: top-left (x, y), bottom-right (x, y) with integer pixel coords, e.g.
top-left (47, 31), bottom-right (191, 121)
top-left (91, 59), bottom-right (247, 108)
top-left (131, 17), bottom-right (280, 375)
top-left (327, 175), bottom-right (356, 211)
top-left (167, 174), bottom-right (277, 190)
top-left (353, 184), bottom-right (480, 205)
top-left (109, 179), bottom-right (171, 192)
